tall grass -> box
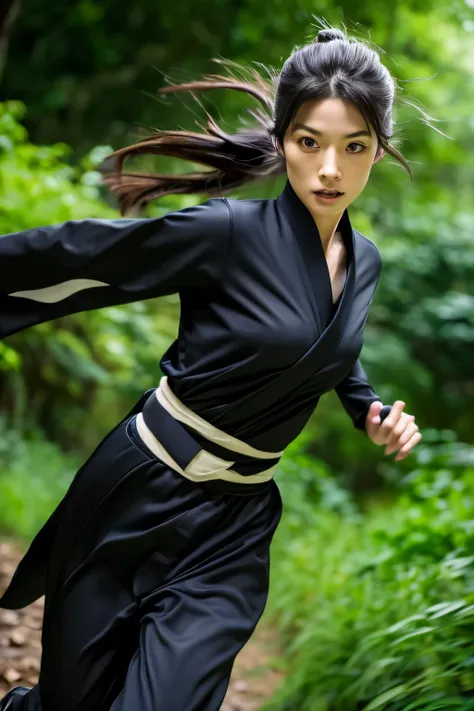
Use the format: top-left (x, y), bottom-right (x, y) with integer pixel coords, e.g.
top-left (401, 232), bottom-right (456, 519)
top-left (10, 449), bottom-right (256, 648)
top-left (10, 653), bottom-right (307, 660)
top-left (2, 420), bottom-right (474, 708)
top-left (263, 433), bottom-right (474, 710)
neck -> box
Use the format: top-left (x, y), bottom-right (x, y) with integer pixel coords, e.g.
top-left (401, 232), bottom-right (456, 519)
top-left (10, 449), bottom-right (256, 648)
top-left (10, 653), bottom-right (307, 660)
top-left (311, 210), bottom-right (345, 254)
top-left (277, 179), bottom-right (352, 257)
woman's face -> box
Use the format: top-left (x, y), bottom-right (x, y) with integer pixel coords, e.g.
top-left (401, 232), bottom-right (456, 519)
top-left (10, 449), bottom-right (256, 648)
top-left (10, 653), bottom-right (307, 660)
top-left (278, 97), bottom-right (385, 220)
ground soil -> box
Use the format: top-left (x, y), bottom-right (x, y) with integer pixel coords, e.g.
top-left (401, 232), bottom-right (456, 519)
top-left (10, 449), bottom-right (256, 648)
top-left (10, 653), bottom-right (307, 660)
top-left (0, 538), bottom-right (285, 710)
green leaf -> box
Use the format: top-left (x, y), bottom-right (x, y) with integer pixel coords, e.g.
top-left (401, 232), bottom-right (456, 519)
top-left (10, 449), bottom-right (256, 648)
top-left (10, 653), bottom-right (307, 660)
top-left (426, 600), bottom-right (467, 619)
top-left (362, 684), bottom-right (409, 710)
top-left (392, 627), bottom-right (436, 645)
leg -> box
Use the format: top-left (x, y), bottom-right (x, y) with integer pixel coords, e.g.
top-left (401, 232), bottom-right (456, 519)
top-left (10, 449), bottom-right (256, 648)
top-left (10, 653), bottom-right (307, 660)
top-left (1, 413), bottom-right (283, 711)
top-left (109, 493), bottom-right (281, 711)
top-left (1, 575), bottom-right (139, 711)
top-left (0, 545), bottom-right (141, 711)
top-left (0, 413), bottom-right (176, 711)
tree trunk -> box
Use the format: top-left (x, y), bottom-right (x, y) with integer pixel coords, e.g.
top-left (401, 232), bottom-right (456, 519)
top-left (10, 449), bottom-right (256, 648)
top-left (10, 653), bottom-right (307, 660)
top-left (0, 0), bottom-right (20, 86)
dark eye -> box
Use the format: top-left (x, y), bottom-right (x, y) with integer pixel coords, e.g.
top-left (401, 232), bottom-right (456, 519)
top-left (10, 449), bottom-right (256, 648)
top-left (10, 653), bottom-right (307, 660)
top-left (300, 137), bottom-right (317, 149)
top-left (347, 143), bottom-right (366, 153)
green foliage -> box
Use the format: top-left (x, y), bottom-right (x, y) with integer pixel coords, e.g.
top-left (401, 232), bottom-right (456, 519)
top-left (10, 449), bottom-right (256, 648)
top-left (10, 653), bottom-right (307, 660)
top-left (0, 8), bottom-right (473, 705)
top-left (309, 203), bottom-right (474, 490)
top-left (0, 101), bottom-right (117, 233)
top-left (0, 414), bottom-right (81, 540)
top-left (363, 209), bottom-right (474, 442)
top-left (2, 0), bottom-right (473, 188)
top-left (263, 437), bottom-right (474, 710)
top-left (0, 100), bottom-right (185, 451)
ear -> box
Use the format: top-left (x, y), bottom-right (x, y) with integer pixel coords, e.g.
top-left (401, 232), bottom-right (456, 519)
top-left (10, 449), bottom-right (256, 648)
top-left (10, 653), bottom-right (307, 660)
top-left (373, 147), bottom-right (385, 165)
top-left (274, 136), bottom-right (285, 157)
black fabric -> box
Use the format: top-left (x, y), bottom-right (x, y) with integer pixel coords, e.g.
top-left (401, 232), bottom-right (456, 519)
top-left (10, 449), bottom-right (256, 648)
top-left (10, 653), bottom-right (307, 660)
top-left (0, 180), bottom-right (383, 708)
top-left (0, 199), bottom-right (230, 336)
top-left (142, 391), bottom-right (203, 471)
top-left (129, 412), bottom-right (273, 496)
top-left (0, 418), bottom-right (282, 711)
top-left (0, 389), bottom-right (155, 613)
top-left (0, 180), bottom-right (382, 449)
top-left (127, 414), bottom-right (158, 458)
top-left (141, 390), bottom-right (281, 475)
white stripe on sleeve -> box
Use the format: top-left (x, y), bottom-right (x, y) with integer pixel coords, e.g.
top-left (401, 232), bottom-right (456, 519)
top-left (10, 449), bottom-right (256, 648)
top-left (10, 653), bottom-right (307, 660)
top-left (9, 278), bottom-right (110, 303)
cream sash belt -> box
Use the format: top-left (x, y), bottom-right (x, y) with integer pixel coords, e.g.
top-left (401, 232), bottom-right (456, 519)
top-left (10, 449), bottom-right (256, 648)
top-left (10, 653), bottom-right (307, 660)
top-left (135, 377), bottom-right (284, 484)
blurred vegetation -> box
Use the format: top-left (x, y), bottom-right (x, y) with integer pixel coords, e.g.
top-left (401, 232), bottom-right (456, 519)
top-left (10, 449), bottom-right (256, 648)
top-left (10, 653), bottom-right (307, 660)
top-left (262, 432), bottom-right (474, 710)
top-left (0, 100), bottom-right (183, 453)
top-left (0, 1), bottom-right (473, 708)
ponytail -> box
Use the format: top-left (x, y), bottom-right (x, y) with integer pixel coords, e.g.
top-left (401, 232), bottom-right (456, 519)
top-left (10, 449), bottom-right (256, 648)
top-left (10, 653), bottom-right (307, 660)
top-left (100, 23), bottom-right (433, 216)
top-left (99, 61), bottom-right (285, 216)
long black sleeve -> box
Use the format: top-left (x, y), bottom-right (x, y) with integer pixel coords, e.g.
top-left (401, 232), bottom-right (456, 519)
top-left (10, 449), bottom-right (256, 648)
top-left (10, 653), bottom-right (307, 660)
top-left (0, 198), bottom-right (230, 339)
top-left (335, 358), bottom-right (382, 432)
top-left (336, 239), bottom-right (383, 433)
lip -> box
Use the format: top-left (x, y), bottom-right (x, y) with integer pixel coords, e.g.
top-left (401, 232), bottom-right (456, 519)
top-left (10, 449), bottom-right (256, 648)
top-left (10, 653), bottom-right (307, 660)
top-left (314, 189), bottom-right (344, 195)
top-left (313, 190), bottom-right (344, 203)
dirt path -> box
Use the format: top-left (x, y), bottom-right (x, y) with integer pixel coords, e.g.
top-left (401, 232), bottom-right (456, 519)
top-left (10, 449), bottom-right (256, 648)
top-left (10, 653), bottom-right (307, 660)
top-left (0, 539), bottom-right (285, 710)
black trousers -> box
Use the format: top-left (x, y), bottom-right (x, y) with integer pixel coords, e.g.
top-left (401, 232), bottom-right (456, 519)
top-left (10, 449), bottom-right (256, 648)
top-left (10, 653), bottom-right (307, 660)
top-left (1, 409), bottom-right (283, 711)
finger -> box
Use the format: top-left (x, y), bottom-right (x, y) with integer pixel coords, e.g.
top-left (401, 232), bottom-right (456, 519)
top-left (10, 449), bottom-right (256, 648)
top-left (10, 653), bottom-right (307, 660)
top-left (368, 400), bottom-right (384, 413)
top-left (387, 414), bottom-right (414, 441)
top-left (391, 400), bottom-right (407, 419)
top-left (367, 400), bottom-right (384, 424)
top-left (380, 401), bottom-right (406, 431)
top-left (385, 415), bottom-right (416, 450)
top-left (385, 421), bottom-right (419, 455)
top-left (394, 432), bottom-right (423, 461)
top-left (385, 424), bottom-right (419, 455)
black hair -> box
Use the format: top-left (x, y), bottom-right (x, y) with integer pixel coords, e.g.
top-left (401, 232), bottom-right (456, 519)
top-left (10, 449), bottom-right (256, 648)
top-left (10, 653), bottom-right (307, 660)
top-left (100, 24), bottom-right (439, 216)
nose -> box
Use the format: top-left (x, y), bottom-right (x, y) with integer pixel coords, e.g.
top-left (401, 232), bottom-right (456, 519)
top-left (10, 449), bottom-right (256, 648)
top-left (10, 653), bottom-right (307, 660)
top-left (318, 147), bottom-right (342, 181)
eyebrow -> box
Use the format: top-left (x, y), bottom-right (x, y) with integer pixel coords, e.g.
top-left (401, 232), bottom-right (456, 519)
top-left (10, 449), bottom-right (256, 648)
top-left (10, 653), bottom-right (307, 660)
top-left (292, 123), bottom-right (372, 139)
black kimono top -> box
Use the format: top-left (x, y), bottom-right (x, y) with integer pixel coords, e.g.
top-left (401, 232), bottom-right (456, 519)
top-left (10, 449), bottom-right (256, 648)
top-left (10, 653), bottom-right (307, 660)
top-left (0, 180), bottom-right (382, 452)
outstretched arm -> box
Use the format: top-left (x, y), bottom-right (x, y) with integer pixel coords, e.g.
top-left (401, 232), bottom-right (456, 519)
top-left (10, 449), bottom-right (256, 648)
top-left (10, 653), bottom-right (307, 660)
top-left (335, 358), bottom-right (382, 433)
top-left (0, 198), bottom-right (230, 339)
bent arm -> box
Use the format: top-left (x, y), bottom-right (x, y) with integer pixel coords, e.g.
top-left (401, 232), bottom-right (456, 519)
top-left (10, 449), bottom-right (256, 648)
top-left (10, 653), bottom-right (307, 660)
top-left (0, 198), bottom-right (230, 339)
top-left (335, 358), bottom-right (382, 432)
top-left (336, 243), bottom-right (383, 432)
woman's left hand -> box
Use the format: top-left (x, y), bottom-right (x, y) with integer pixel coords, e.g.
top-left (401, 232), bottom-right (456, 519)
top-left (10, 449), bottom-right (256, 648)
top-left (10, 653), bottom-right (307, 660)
top-left (365, 400), bottom-right (422, 461)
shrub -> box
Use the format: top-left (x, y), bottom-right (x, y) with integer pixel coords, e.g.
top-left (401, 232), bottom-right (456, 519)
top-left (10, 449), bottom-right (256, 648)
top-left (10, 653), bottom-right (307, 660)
top-left (264, 432), bottom-right (474, 710)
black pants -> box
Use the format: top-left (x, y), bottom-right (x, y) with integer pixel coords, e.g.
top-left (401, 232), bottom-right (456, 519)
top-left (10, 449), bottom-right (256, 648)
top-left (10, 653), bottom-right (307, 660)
top-left (1, 413), bottom-right (283, 711)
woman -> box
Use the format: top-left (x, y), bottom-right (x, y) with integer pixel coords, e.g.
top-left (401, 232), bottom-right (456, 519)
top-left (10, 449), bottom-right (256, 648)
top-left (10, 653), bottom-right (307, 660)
top-left (0, 25), bottom-right (423, 711)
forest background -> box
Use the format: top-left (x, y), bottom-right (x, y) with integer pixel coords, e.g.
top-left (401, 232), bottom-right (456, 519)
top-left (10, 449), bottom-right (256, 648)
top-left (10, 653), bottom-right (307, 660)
top-left (0, 1), bottom-right (474, 709)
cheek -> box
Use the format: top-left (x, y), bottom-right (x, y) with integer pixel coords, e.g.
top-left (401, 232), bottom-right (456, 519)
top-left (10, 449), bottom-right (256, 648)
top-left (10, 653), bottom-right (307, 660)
top-left (285, 149), bottom-right (312, 178)
top-left (359, 166), bottom-right (373, 189)
top-left (349, 160), bottom-right (372, 189)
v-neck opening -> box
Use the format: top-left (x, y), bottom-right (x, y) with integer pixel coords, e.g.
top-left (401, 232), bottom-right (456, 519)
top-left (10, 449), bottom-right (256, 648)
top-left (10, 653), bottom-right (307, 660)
top-left (319, 214), bottom-right (352, 324)
top-left (329, 264), bottom-right (349, 326)
top-left (333, 289), bottom-right (343, 310)
top-left (276, 179), bottom-right (355, 333)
